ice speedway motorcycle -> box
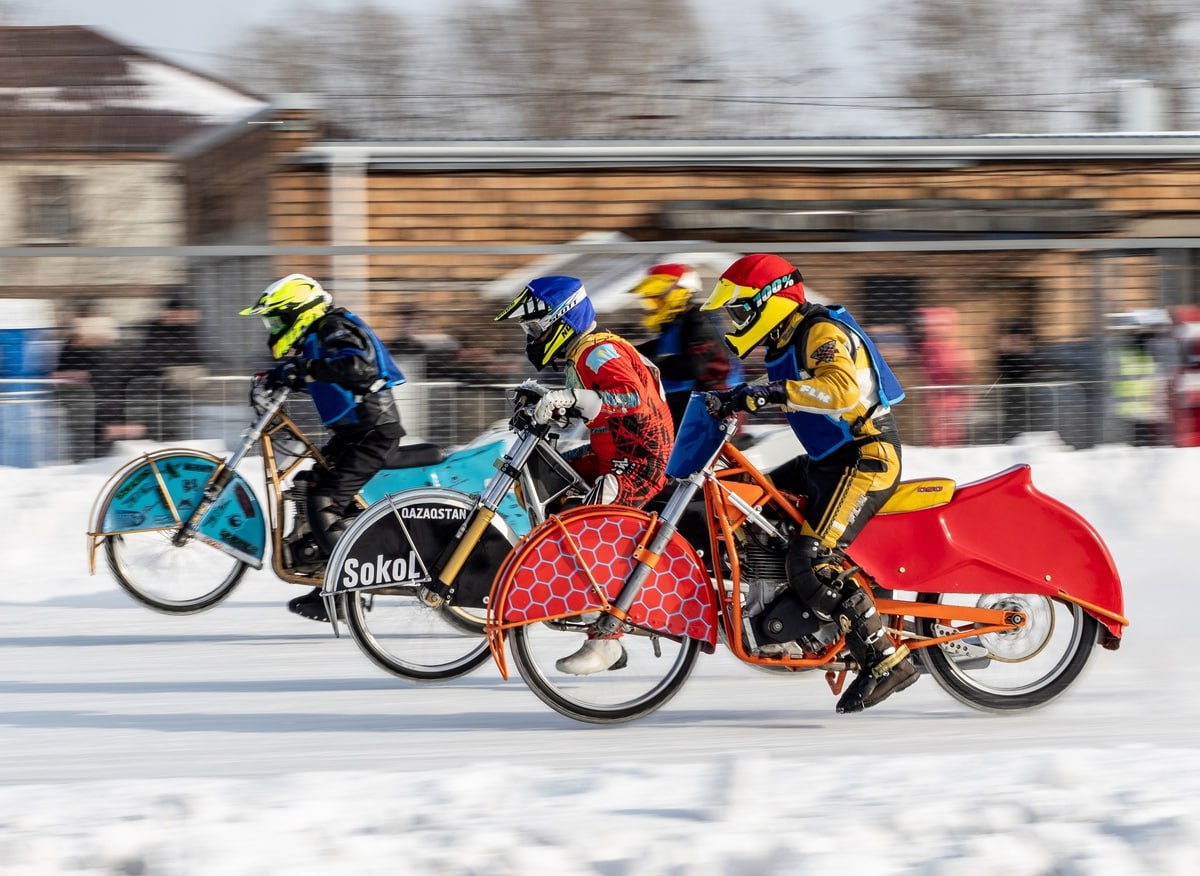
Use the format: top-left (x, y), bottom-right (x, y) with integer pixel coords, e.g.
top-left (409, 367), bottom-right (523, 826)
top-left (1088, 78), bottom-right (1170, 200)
top-left (317, 383), bottom-right (591, 681)
top-left (485, 393), bottom-right (1129, 724)
top-left (87, 378), bottom-right (525, 621)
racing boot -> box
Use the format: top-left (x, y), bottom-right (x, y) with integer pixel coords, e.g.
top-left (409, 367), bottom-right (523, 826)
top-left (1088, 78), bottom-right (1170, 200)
top-left (286, 494), bottom-right (352, 623)
top-left (287, 587), bottom-right (343, 623)
top-left (307, 493), bottom-right (353, 558)
top-left (834, 584), bottom-right (918, 714)
top-left (555, 635), bottom-right (628, 675)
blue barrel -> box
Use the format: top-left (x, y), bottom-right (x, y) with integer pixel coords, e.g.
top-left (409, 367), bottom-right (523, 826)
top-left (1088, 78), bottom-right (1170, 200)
top-left (0, 300), bottom-right (57, 467)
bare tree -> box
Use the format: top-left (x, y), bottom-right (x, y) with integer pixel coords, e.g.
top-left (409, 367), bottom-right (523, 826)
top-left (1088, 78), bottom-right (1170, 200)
top-left (0, 2), bottom-right (29, 23)
top-left (876, 0), bottom-right (1197, 135)
top-left (218, 0), bottom-right (423, 137)
top-left (1068, 0), bottom-right (1192, 130)
top-left (876, 0), bottom-right (1087, 135)
top-left (446, 0), bottom-right (714, 137)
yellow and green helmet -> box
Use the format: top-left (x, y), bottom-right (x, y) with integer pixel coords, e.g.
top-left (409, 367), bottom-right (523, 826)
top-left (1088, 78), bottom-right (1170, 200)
top-left (239, 273), bottom-right (332, 359)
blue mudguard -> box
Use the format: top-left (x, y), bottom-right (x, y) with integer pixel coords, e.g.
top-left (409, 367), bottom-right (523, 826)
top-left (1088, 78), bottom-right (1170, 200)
top-left (95, 451), bottom-right (267, 568)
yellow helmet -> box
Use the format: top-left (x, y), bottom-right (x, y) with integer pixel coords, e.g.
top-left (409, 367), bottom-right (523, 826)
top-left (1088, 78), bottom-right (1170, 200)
top-left (628, 263), bottom-right (699, 331)
top-left (700, 254), bottom-right (805, 358)
top-left (239, 274), bottom-right (332, 359)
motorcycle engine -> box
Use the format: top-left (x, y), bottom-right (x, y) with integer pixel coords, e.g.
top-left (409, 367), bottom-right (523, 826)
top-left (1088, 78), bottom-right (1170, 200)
top-left (737, 520), bottom-right (840, 656)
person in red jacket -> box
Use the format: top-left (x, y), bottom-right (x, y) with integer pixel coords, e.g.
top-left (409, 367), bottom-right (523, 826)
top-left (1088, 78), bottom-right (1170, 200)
top-left (496, 275), bottom-right (674, 674)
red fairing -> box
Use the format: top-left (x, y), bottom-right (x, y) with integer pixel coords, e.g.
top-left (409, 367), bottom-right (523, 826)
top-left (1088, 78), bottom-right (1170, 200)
top-left (499, 508), bottom-right (718, 649)
top-left (851, 465), bottom-right (1125, 639)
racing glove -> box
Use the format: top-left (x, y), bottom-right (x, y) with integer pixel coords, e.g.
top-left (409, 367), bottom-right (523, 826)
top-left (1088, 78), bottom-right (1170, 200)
top-left (705, 381), bottom-right (788, 417)
top-left (265, 360), bottom-right (307, 391)
top-left (533, 388), bottom-right (602, 424)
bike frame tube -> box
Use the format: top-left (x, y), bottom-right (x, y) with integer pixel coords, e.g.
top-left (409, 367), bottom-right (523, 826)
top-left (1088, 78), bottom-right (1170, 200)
top-left (422, 416), bottom-right (562, 606)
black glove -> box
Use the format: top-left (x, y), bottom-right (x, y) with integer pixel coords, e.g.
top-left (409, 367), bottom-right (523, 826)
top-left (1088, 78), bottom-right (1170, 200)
top-left (705, 382), bottom-right (788, 418)
top-left (265, 360), bottom-right (306, 391)
top-left (704, 388), bottom-right (742, 419)
top-left (741, 380), bottom-right (788, 413)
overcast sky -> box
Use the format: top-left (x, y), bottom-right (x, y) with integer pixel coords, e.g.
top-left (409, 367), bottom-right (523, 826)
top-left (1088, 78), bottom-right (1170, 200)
top-left (17, 0), bottom-right (874, 79)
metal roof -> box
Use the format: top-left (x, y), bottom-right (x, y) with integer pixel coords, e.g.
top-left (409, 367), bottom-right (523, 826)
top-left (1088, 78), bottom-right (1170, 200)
top-left (295, 133), bottom-right (1200, 171)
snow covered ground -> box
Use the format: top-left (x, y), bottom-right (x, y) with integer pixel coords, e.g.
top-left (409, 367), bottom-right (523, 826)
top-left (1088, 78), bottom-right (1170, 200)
top-left (2, 431), bottom-right (1198, 875)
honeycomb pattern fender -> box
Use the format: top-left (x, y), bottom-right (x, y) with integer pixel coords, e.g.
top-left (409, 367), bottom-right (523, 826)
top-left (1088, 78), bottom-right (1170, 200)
top-left (489, 506), bottom-right (718, 648)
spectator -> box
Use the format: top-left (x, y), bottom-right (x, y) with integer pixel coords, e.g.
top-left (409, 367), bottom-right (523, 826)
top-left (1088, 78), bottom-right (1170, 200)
top-left (138, 290), bottom-right (207, 441)
top-left (994, 318), bottom-right (1037, 442)
top-left (915, 306), bottom-right (973, 446)
top-left (52, 302), bottom-right (144, 460)
top-left (1113, 328), bottom-right (1167, 447)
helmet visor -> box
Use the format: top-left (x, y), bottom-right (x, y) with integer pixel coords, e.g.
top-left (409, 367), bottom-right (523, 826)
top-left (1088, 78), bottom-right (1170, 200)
top-left (723, 299), bottom-right (757, 330)
top-left (631, 274), bottom-right (678, 302)
top-left (499, 286), bottom-right (586, 337)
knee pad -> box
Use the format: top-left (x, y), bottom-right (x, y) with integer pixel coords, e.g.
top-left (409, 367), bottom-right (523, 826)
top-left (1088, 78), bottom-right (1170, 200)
top-left (307, 493), bottom-right (349, 556)
top-left (785, 535), bottom-right (843, 620)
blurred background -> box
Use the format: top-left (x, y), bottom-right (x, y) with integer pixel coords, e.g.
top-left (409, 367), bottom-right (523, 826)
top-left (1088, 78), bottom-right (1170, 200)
top-left (3, 0), bottom-right (1200, 466)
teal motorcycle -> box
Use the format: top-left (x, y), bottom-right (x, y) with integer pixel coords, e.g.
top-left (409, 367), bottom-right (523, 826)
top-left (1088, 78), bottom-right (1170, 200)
top-left (87, 379), bottom-right (521, 615)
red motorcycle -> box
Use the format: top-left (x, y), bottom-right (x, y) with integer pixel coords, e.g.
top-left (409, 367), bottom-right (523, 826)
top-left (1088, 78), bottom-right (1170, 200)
top-left (485, 394), bottom-right (1127, 724)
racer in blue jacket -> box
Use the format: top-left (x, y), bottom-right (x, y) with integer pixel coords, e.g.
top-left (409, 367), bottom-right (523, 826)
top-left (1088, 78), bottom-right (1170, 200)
top-left (241, 273), bottom-right (407, 621)
top-left (703, 254), bottom-right (918, 714)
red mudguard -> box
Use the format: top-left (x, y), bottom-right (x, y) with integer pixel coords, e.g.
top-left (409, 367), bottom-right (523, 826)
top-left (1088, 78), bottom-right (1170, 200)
top-left (850, 464), bottom-right (1126, 640)
top-left (491, 507), bottom-right (719, 650)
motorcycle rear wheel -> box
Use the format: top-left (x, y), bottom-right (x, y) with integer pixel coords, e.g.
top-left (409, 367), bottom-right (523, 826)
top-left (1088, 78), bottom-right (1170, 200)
top-left (105, 532), bottom-right (247, 613)
top-left (509, 620), bottom-right (702, 724)
top-left (914, 592), bottom-right (1098, 712)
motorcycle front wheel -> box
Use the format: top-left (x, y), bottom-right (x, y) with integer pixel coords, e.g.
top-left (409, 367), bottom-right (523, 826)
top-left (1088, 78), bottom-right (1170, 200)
top-left (508, 620), bottom-right (702, 725)
top-left (105, 531), bottom-right (247, 613)
top-left (914, 592), bottom-right (1099, 712)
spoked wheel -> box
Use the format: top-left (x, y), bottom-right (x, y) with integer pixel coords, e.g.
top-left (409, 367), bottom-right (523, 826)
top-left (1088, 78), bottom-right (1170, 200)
top-left (914, 592), bottom-right (1099, 712)
top-left (328, 487), bottom-right (519, 682)
top-left (508, 619), bottom-right (702, 724)
top-left (342, 589), bottom-right (492, 682)
top-left (105, 531), bottom-right (247, 613)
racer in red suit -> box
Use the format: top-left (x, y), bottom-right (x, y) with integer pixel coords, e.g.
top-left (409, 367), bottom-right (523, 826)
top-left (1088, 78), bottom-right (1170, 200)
top-left (496, 275), bottom-right (674, 673)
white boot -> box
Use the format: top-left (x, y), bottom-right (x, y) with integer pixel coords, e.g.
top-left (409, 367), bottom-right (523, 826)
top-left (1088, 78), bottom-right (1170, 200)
top-left (555, 637), bottom-right (627, 675)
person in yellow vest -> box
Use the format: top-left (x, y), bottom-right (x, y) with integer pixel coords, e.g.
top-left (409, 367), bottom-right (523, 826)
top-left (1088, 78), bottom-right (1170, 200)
top-left (1113, 330), bottom-right (1165, 447)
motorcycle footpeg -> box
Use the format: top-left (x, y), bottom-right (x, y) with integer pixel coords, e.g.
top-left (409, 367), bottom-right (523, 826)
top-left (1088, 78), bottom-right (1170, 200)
top-left (418, 583), bottom-right (448, 608)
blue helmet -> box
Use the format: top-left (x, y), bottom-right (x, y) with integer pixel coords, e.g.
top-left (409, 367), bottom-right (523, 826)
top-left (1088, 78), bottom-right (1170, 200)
top-left (495, 275), bottom-right (597, 369)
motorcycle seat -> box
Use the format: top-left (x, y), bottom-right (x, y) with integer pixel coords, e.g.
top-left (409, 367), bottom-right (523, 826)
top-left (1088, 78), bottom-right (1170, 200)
top-left (389, 442), bottom-right (444, 469)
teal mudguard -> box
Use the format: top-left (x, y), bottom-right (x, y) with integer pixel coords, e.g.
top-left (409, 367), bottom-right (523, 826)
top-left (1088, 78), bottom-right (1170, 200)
top-left (359, 437), bottom-right (528, 534)
top-left (99, 451), bottom-right (267, 568)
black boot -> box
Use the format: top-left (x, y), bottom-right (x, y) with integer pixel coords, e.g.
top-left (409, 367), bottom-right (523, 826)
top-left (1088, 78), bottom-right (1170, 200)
top-left (287, 587), bottom-right (342, 623)
top-left (307, 493), bottom-right (352, 558)
top-left (834, 585), bottom-right (918, 714)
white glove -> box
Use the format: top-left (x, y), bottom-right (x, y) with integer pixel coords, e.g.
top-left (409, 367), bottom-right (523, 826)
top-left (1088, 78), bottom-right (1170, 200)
top-left (533, 388), bottom-right (579, 424)
top-left (515, 378), bottom-right (547, 398)
top-left (533, 388), bottom-right (602, 424)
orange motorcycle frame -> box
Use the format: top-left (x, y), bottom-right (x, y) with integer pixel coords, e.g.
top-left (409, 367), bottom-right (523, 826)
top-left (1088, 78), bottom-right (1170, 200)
top-left (487, 440), bottom-right (1128, 678)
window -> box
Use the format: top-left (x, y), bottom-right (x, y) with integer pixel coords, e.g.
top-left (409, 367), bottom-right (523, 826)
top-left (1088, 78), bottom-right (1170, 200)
top-left (20, 176), bottom-right (78, 244)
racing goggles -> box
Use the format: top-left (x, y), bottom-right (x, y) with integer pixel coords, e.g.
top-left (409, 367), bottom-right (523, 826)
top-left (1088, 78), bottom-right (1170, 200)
top-left (261, 315), bottom-right (287, 334)
top-left (709, 277), bottom-right (768, 330)
top-left (498, 286), bottom-right (587, 337)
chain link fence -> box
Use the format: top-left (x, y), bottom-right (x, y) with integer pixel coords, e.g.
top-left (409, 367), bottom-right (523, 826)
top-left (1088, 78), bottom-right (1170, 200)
top-left (2, 238), bottom-right (1197, 467)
